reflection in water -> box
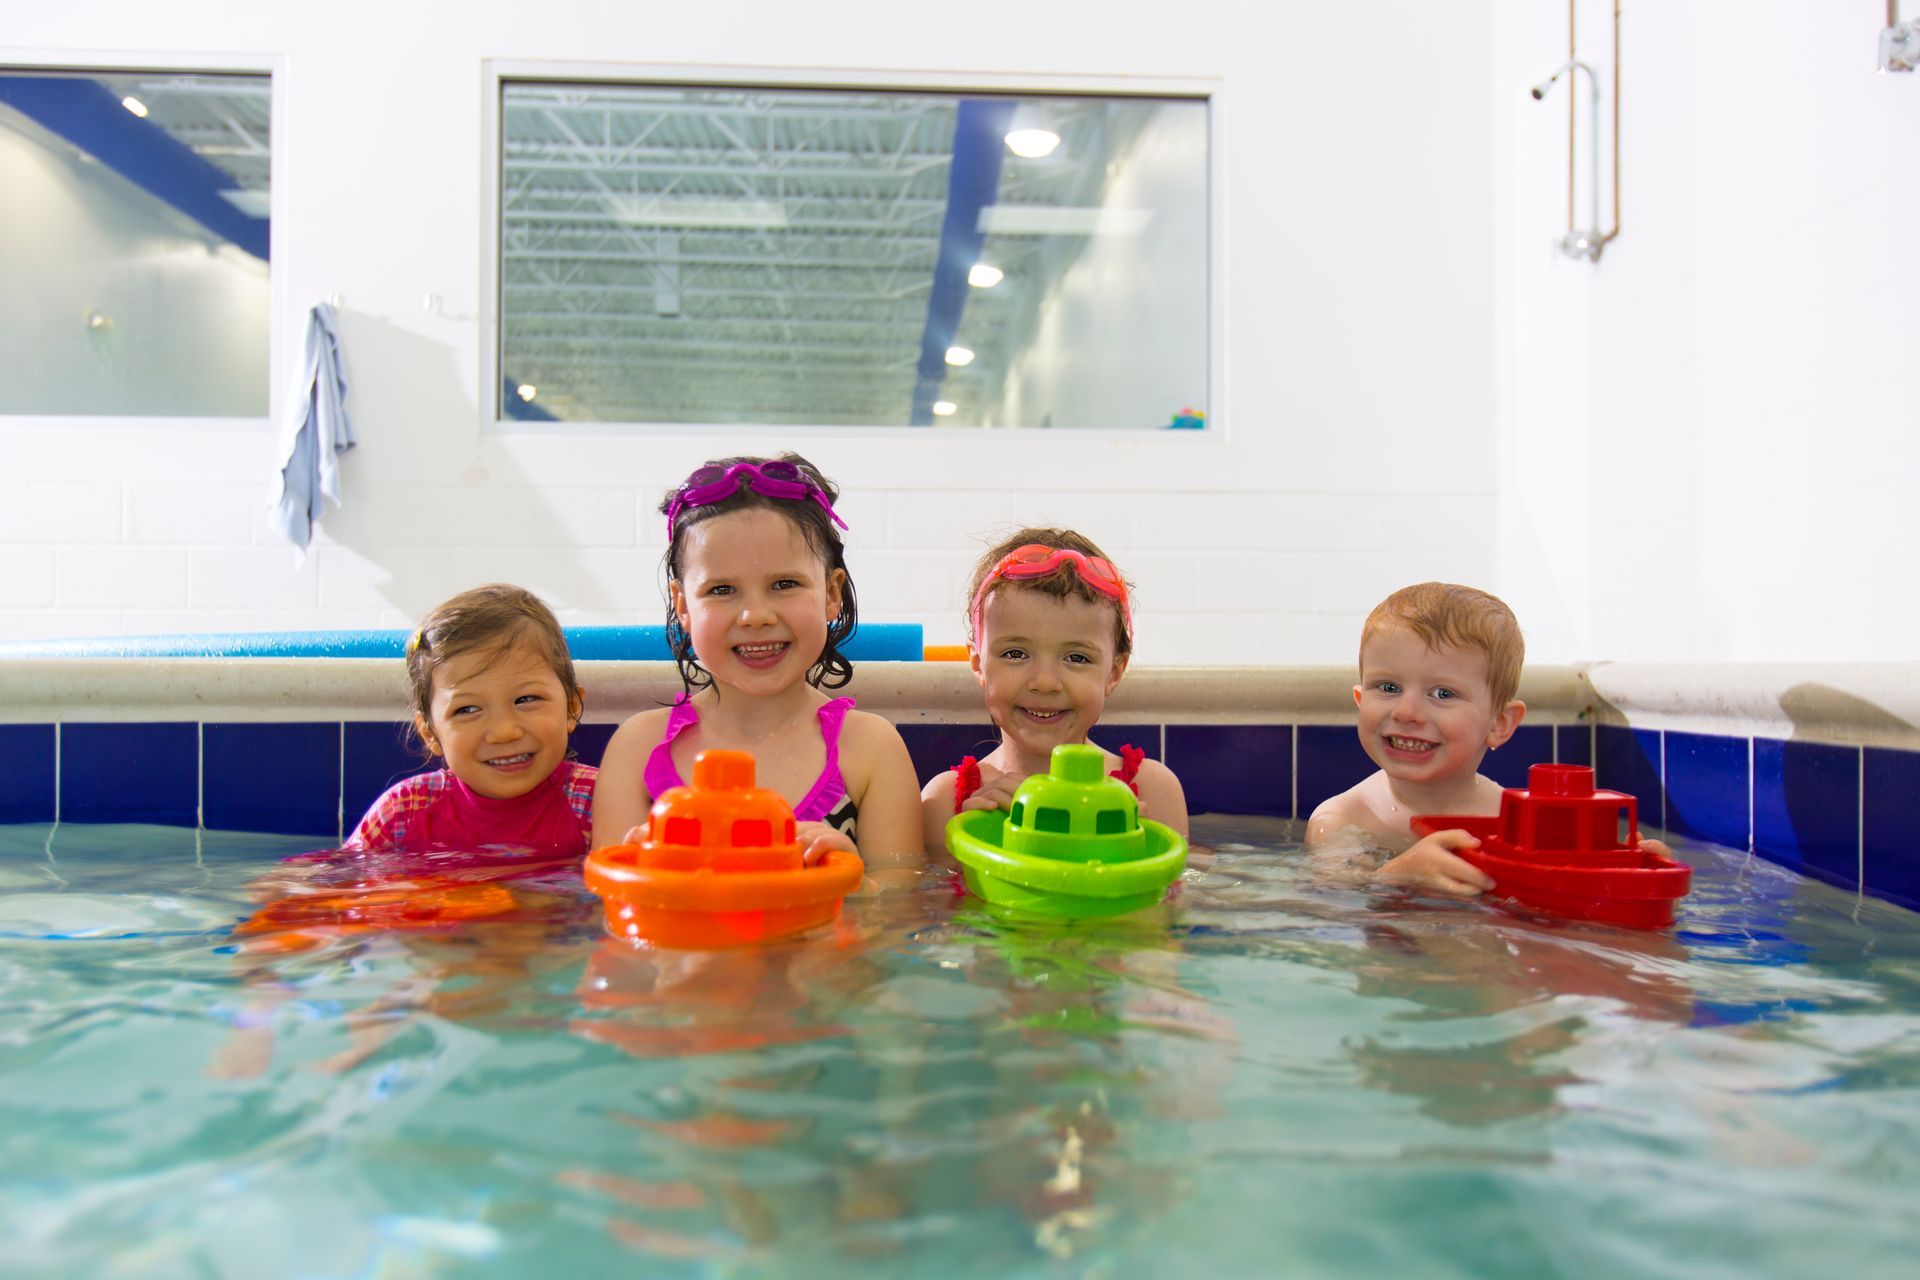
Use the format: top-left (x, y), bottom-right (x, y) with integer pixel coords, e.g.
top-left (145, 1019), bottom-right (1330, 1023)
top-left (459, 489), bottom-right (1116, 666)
top-left (3, 818), bottom-right (1920, 1276)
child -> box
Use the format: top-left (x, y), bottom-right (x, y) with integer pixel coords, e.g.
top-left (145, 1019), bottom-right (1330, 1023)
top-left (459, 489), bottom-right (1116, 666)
top-left (346, 583), bottom-right (595, 855)
top-left (920, 528), bottom-right (1189, 854)
top-left (1307, 581), bottom-right (1671, 896)
top-left (592, 454), bottom-right (923, 868)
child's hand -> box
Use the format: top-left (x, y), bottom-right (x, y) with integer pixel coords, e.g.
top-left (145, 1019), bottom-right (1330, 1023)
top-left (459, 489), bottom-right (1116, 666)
top-left (1638, 837), bottom-right (1677, 860)
top-left (958, 762), bottom-right (1024, 813)
top-left (795, 822), bottom-right (858, 867)
top-left (1377, 829), bottom-right (1497, 898)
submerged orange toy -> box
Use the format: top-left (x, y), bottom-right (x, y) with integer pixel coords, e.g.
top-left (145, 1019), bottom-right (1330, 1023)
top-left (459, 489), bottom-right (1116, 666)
top-left (1412, 763), bottom-right (1692, 929)
top-left (584, 750), bottom-right (863, 949)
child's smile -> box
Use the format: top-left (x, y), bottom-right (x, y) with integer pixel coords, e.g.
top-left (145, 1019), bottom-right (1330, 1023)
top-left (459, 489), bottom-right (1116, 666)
top-left (419, 642), bottom-right (579, 801)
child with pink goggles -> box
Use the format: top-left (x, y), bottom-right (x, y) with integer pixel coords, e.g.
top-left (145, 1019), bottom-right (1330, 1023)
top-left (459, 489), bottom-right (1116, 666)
top-left (968, 543), bottom-right (1132, 648)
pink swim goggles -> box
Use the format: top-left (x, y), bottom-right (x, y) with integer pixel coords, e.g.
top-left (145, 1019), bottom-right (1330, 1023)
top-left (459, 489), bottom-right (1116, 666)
top-left (665, 461), bottom-right (849, 539)
top-left (969, 544), bottom-right (1132, 644)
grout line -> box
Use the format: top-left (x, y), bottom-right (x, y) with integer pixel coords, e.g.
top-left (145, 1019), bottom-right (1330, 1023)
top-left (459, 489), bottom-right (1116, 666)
top-left (52, 721), bottom-right (61, 826)
top-left (1291, 723), bottom-right (1299, 822)
top-left (1747, 736), bottom-right (1756, 856)
top-left (1858, 745), bottom-right (1867, 899)
top-left (196, 722), bottom-right (205, 832)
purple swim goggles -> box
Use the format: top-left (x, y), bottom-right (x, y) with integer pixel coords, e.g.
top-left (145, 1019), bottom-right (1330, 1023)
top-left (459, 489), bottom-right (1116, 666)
top-left (665, 460), bottom-right (849, 539)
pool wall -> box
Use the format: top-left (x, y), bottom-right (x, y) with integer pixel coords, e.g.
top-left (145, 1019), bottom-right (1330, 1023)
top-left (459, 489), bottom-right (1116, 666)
top-left (2, 655), bottom-right (1914, 912)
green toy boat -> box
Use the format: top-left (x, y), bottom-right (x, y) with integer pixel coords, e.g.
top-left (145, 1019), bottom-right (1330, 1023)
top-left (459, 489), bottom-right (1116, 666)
top-left (945, 744), bottom-right (1189, 919)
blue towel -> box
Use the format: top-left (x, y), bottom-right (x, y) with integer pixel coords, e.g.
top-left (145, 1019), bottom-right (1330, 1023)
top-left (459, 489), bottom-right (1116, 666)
top-left (270, 302), bottom-right (354, 551)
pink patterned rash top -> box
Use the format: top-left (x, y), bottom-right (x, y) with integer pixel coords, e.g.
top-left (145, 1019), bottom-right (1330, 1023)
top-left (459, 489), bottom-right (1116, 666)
top-left (643, 697), bottom-right (859, 838)
top-left (346, 760), bottom-right (597, 855)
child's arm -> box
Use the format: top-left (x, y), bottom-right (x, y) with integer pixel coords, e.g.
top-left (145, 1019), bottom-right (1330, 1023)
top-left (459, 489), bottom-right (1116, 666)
top-left (1133, 758), bottom-right (1190, 840)
top-left (843, 712), bottom-right (926, 869)
top-left (1377, 829), bottom-right (1495, 897)
top-left (920, 771), bottom-right (959, 857)
top-left (590, 713), bottom-right (662, 850)
top-left (1305, 789), bottom-right (1368, 847)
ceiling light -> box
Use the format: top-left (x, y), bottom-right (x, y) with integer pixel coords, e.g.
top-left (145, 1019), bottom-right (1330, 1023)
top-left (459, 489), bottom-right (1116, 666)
top-left (606, 195), bottom-right (787, 229)
top-left (967, 263), bottom-right (1004, 288)
top-left (932, 400), bottom-right (957, 416)
top-left (977, 206), bottom-right (1154, 236)
top-left (1004, 128), bottom-right (1059, 159)
top-left (121, 96), bottom-right (149, 118)
top-left (944, 346), bottom-right (974, 367)
top-left (516, 384), bottom-right (537, 401)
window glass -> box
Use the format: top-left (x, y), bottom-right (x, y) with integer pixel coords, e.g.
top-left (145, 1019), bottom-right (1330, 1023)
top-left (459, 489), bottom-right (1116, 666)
top-left (500, 82), bottom-right (1207, 429)
top-left (0, 70), bottom-right (271, 416)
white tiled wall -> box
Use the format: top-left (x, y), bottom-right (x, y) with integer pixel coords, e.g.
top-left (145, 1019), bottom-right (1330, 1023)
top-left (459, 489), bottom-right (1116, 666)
top-left (1, 0), bottom-right (1507, 664)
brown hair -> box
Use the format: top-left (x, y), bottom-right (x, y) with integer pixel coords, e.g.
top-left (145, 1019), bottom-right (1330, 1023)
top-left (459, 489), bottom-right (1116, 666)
top-left (964, 526), bottom-right (1132, 659)
top-left (658, 452), bottom-right (858, 697)
top-left (405, 584), bottom-right (581, 753)
top-left (1360, 582), bottom-right (1524, 707)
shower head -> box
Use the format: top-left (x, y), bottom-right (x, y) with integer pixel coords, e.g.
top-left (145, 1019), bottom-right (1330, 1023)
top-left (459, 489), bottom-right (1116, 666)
top-left (1530, 61), bottom-right (1572, 100)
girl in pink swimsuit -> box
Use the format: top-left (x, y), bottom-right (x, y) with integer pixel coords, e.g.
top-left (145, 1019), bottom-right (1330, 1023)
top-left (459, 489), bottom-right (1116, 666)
top-left (591, 454), bottom-right (923, 868)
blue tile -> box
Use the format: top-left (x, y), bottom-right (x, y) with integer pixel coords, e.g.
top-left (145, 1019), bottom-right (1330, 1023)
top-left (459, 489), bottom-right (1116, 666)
top-left (1664, 731), bottom-right (1750, 850)
top-left (0, 724), bottom-right (57, 824)
top-left (1165, 724), bottom-right (1291, 817)
top-left (1297, 725), bottom-right (1376, 817)
top-left (203, 723), bottom-right (341, 838)
top-left (570, 722), bottom-right (617, 769)
top-left (62, 722), bottom-right (198, 826)
top-left (343, 721), bottom-right (436, 832)
top-left (1864, 747), bottom-right (1920, 912)
top-left (1089, 724), bottom-right (1162, 761)
top-left (896, 724), bottom-right (1000, 789)
top-left (1481, 725), bottom-right (1554, 790)
top-left (1753, 739), bottom-right (1858, 887)
top-left (1596, 725), bottom-right (1664, 831)
top-left (1556, 723), bottom-right (1593, 767)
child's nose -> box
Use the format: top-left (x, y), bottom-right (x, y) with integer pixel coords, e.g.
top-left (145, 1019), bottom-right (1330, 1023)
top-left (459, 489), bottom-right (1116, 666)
top-left (1026, 661), bottom-right (1063, 691)
top-left (1390, 699), bottom-right (1425, 723)
top-left (485, 714), bottom-right (523, 741)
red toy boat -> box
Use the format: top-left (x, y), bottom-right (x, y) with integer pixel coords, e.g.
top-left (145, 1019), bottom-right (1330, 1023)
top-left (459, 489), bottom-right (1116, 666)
top-left (1410, 763), bottom-right (1691, 929)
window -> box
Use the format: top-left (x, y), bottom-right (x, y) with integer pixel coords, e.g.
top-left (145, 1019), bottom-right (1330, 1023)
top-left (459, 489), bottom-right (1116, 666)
top-left (498, 80), bottom-right (1208, 429)
top-left (0, 69), bottom-right (270, 416)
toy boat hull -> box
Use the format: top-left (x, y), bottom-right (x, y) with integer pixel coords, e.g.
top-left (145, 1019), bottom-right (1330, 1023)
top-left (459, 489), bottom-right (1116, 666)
top-left (1410, 815), bottom-right (1691, 929)
top-left (584, 846), bottom-right (863, 949)
top-left (946, 810), bottom-right (1188, 920)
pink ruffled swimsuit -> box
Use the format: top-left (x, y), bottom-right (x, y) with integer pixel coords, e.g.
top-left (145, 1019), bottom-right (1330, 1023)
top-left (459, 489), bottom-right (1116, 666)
top-left (643, 697), bottom-right (859, 837)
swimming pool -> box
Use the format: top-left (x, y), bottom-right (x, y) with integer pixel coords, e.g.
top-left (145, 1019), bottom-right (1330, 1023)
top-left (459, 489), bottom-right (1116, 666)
top-left (4, 815), bottom-right (1917, 1277)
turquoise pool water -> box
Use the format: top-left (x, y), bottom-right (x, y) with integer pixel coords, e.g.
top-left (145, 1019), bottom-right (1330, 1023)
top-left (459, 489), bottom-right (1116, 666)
top-left (3, 818), bottom-right (1918, 1278)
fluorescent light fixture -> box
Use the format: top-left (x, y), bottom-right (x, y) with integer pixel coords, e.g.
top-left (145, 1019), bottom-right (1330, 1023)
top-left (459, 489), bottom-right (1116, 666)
top-left (1004, 128), bottom-right (1060, 159)
top-left (978, 206), bottom-right (1155, 236)
top-left (967, 263), bottom-right (1004, 288)
top-left (932, 400), bottom-right (957, 416)
top-left (219, 189), bottom-right (271, 218)
top-left (120, 96), bottom-right (148, 118)
top-left (516, 384), bottom-right (537, 401)
top-left (606, 195), bottom-right (787, 229)
top-left (944, 346), bottom-right (974, 367)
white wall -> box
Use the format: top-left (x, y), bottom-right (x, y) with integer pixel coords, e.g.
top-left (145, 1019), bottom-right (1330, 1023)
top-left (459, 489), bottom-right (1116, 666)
top-left (1496, 0), bottom-right (1920, 663)
top-left (997, 104), bottom-right (1209, 431)
top-left (0, 111), bottom-right (269, 416)
top-left (0, 0), bottom-right (1501, 663)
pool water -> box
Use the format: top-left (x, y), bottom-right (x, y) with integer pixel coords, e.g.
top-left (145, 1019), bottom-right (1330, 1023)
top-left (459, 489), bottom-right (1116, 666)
top-left (3, 818), bottom-right (1918, 1278)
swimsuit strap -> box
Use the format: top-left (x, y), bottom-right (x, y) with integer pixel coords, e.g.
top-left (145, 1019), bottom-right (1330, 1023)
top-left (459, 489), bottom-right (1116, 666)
top-left (952, 742), bottom-right (1144, 813)
top-left (642, 697), bottom-right (701, 797)
top-left (791, 697), bottom-right (855, 822)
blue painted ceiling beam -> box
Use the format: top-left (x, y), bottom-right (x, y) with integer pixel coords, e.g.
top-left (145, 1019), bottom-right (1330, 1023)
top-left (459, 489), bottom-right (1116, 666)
top-left (910, 98), bottom-right (1016, 426)
top-left (0, 74), bottom-right (269, 261)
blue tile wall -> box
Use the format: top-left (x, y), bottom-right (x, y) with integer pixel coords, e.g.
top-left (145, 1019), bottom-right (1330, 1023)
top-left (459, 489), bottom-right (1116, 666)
top-left (1296, 725), bottom-right (1376, 817)
top-left (1664, 731), bottom-right (1751, 850)
top-left (1482, 725), bottom-right (1555, 790)
top-left (342, 722), bottom-right (435, 831)
top-left (1090, 724), bottom-right (1164, 761)
top-left (1752, 739), bottom-right (1858, 891)
top-left (1596, 724), bottom-right (1665, 830)
top-left (1556, 723), bottom-right (1593, 767)
top-left (570, 722), bottom-right (617, 769)
top-left (202, 723), bottom-right (342, 838)
top-left (1864, 747), bottom-right (1920, 911)
top-left (1166, 725), bottom-right (1292, 817)
top-left (61, 722), bottom-right (199, 826)
top-left (0, 724), bottom-right (57, 824)
top-left (896, 724), bottom-right (1001, 788)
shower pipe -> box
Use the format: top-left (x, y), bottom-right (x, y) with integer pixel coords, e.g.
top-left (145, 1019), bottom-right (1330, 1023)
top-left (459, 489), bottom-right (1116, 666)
top-left (1540, 0), bottom-right (1621, 260)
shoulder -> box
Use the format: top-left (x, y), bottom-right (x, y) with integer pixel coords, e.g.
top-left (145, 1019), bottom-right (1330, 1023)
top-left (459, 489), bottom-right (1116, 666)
top-left (1132, 755), bottom-right (1182, 792)
top-left (1306, 779), bottom-right (1373, 845)
top-left (347, 768), bottom-right (450, 848)
top-left (599, 708), bottom-right (676, 761)
top-left (920, 767), bottom-right (959, 806)
top-left (840, 707), bottom-right (906, 743)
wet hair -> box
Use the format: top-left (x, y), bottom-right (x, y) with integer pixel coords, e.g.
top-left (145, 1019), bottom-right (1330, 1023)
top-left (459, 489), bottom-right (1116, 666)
top-left (404, 583), bottom-right (581, 755)
top-left (658, 452), bottom-right (857, 697)
top-left (964, 526), bottom-right (1133, 660)
top-left (1360, 582), bottom-right (1525, 708)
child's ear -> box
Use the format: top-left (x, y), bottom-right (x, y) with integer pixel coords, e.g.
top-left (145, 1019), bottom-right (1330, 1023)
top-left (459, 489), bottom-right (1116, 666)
top-left (568, 688), bottom-right (585, 729)
top-left (825, 567), bottom-right (847, 622)
top-left (669, 579), bottom-right (690, 633)
top-left (1352, 684), bottom-right (1364, 709)
top-left (1486, 699), bottom-right (1526, 749)
top-left (967, 645), bottom-right (986, 686)
top-left (413, 712), bottom-right (440, 757)
top-left (1105, 651), bottom-right (1130, 696)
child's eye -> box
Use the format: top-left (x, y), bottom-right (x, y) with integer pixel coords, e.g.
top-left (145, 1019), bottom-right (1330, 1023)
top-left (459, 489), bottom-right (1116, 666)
top-left (773, 578), bottom-right (802, 591)
top-left (1374, 680), bottom-right (1401, 695)
top-left (515, 694), bottom-right (544, 706)
top-left (1432, 687), bottom-right (1457, 701)
top-left (1064, 652), bottom-right (1093, 665)
top-left (451, 704), bottom-right (481, 717)
top-left (705, 583), bottom-right (733, 597)
top-left (999, 647), bottom-right (1028, 661)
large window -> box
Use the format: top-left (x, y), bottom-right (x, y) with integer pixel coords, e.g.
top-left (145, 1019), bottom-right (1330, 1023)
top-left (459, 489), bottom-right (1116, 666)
top-left (0, 69), bottom-right (271, 417)
top-left (498, 81), bottom-right (1208, 430)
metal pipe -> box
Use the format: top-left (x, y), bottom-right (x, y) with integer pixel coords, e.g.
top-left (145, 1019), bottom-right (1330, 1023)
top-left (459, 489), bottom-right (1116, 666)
top-left (1599, 0), bottom-right (1622, 248)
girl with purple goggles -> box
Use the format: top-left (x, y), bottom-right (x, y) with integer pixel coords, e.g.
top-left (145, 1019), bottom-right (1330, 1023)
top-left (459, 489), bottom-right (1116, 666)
top-left (665, 460), bottom-right (848, 539)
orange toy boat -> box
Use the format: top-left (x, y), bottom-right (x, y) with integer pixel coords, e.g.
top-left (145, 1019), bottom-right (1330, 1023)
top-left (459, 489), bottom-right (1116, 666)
top-left (1411, 763), bottom-right (1692, 929)
top-left (584, 750), bottom-right (863, 949)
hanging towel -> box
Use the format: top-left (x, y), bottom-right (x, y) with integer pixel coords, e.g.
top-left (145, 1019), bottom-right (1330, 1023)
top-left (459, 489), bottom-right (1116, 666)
top-left (270, 301), bottom-right (355, 553)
